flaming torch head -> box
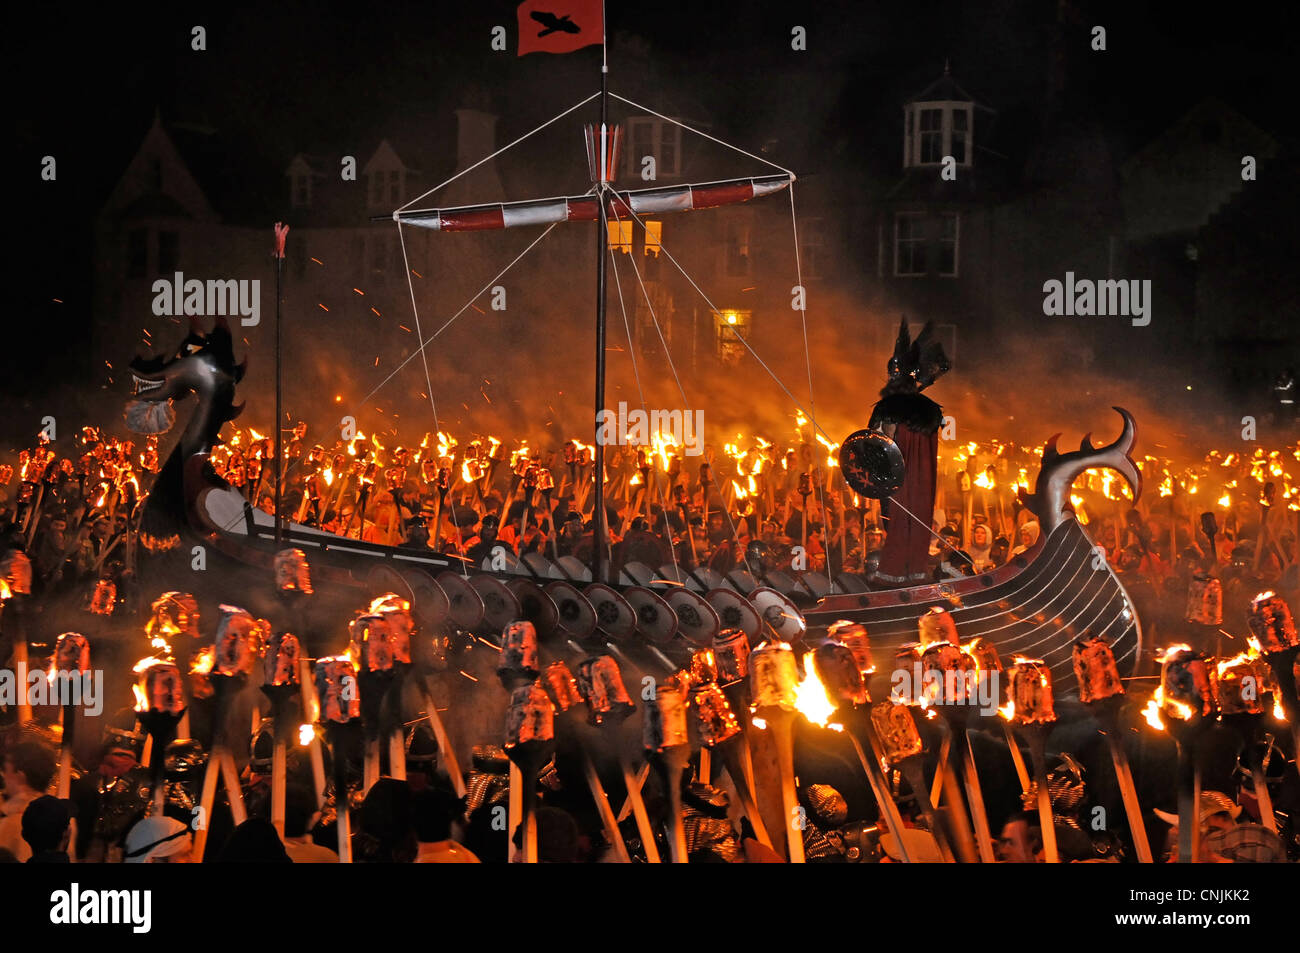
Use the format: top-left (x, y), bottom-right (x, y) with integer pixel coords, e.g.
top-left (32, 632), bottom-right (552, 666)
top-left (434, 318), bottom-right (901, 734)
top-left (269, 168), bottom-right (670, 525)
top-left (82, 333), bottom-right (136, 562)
top-left (1004, 658), bottom-right (1057, 726)
top-left (274, 548), bottom-right (313, 595)
top-left (689, 648), bottom-right (718, 688)
top-left (643, 680), bottom-right (690, 752)
top-left (264, 631), bottom-right (302, 688)
top-left (1072, 635), bottom-right (1125, 704)
top-left (828, 621), bottom-right (873, 676)
top-left (498, 620), bottom-right (540, 686)
top-left (712, 628), bottom-right (752, 685)
top-left (576, 655), bottom-right (635, 726)
top-left (870, 701), bottom-right (924, 765)
top-left (1185, 573), bottom-right (1223, 626)
top-left (54, 632), bottom-right (90, 674)
top-left (542, 661), bottom-right (582, 713)
top-left (88, 578), bottom-right (117, 616)
top-left (213, 605), bottom-right (256, 677)
top-left (1248, 592), bottom-right (1298, 654)
top-left (750, 640), bottom-right (799, 712)
top-left (1159, 646), bottom-right (1217, 723)
top-left (918, 607), bottom-right (959, 647)
top-left (138, 661), bottom-right (186, 716)
top-left (812, 640), bottom-right (870, 708)
top-left (314, 657), bottom-right (361, 724)
top-left (504, 681), bottom-right (555, 760)
top-left (691, 682), bottom-right (741, 747)
top-left (350, 613), bottom-right (400, 673)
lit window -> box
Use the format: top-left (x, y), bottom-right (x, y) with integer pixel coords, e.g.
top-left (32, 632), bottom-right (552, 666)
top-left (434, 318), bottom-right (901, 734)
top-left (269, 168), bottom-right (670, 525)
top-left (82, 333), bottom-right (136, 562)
top-left (644, 220), bottom-right (662, 257)
top-left (714, 310), bottom-right (751, 365)
top-left (893, 213), bottom-right (926, 276)
top-left (608, 221), bottom-right (632, 254)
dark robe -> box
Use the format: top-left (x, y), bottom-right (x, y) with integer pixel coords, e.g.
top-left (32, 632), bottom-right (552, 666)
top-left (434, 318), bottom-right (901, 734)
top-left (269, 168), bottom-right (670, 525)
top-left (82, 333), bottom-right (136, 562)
top-left (870, 392), bottom-right (942, 586)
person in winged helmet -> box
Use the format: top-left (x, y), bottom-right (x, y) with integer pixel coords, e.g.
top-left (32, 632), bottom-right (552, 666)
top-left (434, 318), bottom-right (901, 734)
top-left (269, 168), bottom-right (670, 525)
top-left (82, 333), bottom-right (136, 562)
top-left (868, 319), bottom-right (951, 587)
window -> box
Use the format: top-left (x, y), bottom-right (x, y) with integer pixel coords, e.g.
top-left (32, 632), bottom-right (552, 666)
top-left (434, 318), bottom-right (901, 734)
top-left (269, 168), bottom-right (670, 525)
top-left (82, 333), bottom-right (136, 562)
top-left (724, 220), bottom-right (750, 277)
top-left (937, 213), bottom-right (959, 277)
top-left (800, 217), bottom-right (827, 278)
top-left (292, 173), bottom-right (312, 208)
top-left (158, 231), bottom-right (179, 273)
top-left (387, 169), bottom-right (402, 205)
top-left (714, 310), bottom-right (750, 365)
top-left (891, 212), bottom-right (960, 277)
top-left (608, 220), bottom-right (632, 254)
top-left (367, 172), bottom-right (388, 210)
top-left (127, 228), bottom-right (148, 279)
top-left (643, 220), bottom-right (662, 258)
top-left (919, 109), bottom-right (944, 164)
top-left (904, 102), bottom-right (974, 168)
top-left (950, 109), bottom-right (968, 165)
top-left (625, 118), bottom-right (683, 177)
top-left (893, 213), bottom-right (926, 276)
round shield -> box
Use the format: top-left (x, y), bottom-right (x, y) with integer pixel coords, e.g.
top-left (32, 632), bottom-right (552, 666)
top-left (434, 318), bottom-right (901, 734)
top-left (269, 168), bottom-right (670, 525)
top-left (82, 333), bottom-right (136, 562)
top-left (545, 580), bottom-right (597, 640)
top-left (470, 574), bottom-right (522, 633)
top-left (474, 545), bottom-right (525, 575)
top-left (403, 571), bottom-right (450, 627)
top-left (705, 588), bottom-right (761, 641)
top-left (666, 588), bottom-right (722, 648)
top-left (624, 586), bottom-right (678, 645)
top-left (584, 583), bottom-right (637, 641)
top-left (693, 567), bottom-right (730, 592)
top-left (726, 569), bottom-right (759, 594)
top-left (656, 564), bottom-right (693, 588)
top-left (555, 555), bottom-right (593, 583)
top-left (749, 586), bottom-right (807, 641)
top-left (619, 561), bottom-right (656, 587)
top-left (839, 429), bottom-right (906, 499)
top-left (520, 552), bottom-right (555, 580)
top-left (799, 571), bottom-right (832, 599)
top-left (835, 573), bottom-right (870, 594)
top-left (506, 578), bottom-right (560, 639)
top-left (366, 563), bottom-right (413, 602)
top-left (761, 569), bottom-right (802, 599)
top-left (437, 571), bottom-right (486, 630)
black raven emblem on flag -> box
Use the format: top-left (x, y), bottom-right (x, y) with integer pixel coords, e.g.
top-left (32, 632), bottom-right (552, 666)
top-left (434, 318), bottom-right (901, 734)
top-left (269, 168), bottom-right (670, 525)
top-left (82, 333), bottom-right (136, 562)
top-left (530, 11), bottom-right (582, 36)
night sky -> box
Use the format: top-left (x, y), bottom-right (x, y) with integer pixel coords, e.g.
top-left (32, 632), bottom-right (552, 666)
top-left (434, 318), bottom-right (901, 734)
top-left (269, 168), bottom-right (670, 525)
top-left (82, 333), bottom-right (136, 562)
top-left (10, 1), bottom-right (1299, 435)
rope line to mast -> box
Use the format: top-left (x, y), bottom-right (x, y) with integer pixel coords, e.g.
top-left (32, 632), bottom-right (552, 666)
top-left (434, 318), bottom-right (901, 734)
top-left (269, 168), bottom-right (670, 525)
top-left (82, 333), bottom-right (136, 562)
top-left (607, 198), bottom-right (755, 579)
top-left (395, 92), bottom-right (600, 215)
top-left (608, 92), bottom-right (794, 178)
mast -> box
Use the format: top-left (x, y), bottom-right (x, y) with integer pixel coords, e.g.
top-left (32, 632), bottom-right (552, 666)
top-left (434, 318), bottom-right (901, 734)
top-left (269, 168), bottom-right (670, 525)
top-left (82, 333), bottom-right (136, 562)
top-left (592, 4), bottom-right (609, 583)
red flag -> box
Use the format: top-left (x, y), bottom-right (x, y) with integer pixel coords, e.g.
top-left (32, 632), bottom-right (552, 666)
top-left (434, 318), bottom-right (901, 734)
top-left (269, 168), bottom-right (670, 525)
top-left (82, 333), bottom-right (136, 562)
top-left (517, 0), bottom-right (602, 57)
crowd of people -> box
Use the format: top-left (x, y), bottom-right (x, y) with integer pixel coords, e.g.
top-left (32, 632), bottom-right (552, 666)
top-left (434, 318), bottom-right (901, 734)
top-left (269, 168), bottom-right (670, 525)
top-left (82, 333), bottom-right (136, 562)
top-left (0, 422), bottom-right (1296, 863)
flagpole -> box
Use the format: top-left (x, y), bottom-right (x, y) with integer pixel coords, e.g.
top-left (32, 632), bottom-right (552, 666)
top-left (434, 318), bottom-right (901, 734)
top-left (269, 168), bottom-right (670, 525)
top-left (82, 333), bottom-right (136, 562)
top-left (591, 0), bottom-right (609, 583)
top-left (274, 223), bottom-right (289, 548)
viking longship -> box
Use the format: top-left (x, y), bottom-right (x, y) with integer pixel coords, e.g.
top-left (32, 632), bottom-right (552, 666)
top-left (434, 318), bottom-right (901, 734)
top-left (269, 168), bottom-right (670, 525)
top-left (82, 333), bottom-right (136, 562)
top-left (125, 69), bottom-right (1145, 695)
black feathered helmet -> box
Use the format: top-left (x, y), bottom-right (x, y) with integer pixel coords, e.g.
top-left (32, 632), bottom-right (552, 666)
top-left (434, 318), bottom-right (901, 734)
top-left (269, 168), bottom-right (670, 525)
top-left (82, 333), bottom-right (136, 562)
top-left (882, 318), bottom-right (951, 396)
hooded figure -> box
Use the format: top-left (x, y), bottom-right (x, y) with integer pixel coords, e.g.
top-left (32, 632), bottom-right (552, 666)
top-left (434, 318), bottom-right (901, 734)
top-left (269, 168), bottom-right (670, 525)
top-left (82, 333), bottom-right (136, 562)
top-left (868, 319), bottom-right (950, 586)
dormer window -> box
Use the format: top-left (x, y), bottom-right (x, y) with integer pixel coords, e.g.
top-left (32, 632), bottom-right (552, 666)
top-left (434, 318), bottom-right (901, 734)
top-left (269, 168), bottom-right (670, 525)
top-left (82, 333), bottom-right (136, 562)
top-left (903, 101), bottom-right (974, 168)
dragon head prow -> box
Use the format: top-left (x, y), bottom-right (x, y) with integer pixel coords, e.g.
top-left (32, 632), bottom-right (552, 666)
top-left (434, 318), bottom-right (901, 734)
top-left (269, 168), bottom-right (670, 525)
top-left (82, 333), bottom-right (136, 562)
top-left (1025, 407), bottom-right (1140, 533)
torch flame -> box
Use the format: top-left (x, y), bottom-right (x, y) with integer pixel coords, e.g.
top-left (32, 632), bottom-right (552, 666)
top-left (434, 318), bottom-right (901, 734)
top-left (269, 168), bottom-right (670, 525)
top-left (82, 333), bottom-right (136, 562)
top-left (792, 651), bottom-right (843, 731)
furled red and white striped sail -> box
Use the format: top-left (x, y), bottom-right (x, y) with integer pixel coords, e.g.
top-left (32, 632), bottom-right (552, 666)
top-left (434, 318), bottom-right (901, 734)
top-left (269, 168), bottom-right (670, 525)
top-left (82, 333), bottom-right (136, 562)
top-left (394, 174), bottom-right (793, 231)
